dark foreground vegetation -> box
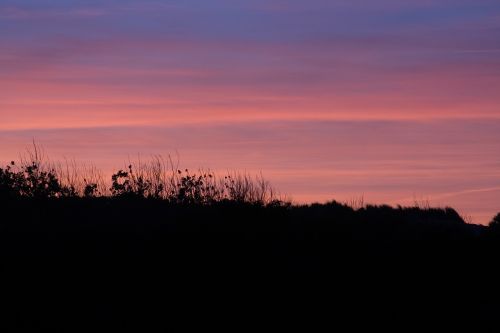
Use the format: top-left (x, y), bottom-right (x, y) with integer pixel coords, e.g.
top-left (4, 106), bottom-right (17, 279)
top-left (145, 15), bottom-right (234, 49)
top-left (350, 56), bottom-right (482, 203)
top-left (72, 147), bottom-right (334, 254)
top-left (1, 147), bottom-right (500, 330)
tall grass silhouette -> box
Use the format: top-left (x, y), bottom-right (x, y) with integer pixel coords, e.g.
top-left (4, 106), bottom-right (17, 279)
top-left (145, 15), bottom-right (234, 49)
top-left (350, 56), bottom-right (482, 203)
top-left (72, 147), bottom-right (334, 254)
top-left (0, 142), bottom-right (282, 205)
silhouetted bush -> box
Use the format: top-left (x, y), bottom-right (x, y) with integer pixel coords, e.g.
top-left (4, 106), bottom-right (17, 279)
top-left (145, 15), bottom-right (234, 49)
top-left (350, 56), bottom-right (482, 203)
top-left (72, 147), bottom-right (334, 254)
top-left (0, 161), bottom-right (18, 199)
top-left (490, 213), bottom-right (500, 228)
top-left (83, 183), bottom-right (99, 198)
top-left (0, 160), bottom-right (74, 199)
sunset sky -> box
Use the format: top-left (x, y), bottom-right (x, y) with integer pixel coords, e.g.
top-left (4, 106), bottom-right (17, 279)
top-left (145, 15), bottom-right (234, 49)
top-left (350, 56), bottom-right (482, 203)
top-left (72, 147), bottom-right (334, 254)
top-left (1, 0), bottom-right (500, 223)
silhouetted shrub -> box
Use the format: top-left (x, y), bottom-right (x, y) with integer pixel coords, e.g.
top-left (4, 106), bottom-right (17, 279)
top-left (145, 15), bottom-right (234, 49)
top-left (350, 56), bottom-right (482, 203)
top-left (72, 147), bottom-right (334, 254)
top-left (111, 168), bottom-right (134, 197)
top-left (490, 213), bottom-right (500, 228)
top-left (0, 162), bottom-right (19, 199)
top-left (83, 182), bottom-right (99, 198)
top-left (0, 160), bottom-right (74, 199)
top-left (173, 170), bottom-right (213, 204)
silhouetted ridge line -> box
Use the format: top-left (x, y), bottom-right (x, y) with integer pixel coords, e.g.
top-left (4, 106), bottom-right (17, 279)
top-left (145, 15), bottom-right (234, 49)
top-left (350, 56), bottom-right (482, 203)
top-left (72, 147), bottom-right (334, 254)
top-left (1, 145), bottom-right (500, 330)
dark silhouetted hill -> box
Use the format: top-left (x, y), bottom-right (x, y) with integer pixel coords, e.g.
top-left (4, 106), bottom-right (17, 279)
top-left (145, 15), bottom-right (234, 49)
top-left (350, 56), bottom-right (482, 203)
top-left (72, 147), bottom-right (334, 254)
top-left (1, 150), bottom-right (499, 330)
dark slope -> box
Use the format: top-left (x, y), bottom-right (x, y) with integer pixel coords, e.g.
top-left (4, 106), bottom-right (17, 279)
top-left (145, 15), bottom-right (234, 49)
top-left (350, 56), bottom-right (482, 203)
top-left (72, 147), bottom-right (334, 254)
top-left (1, 198), bottom-right (499, 330)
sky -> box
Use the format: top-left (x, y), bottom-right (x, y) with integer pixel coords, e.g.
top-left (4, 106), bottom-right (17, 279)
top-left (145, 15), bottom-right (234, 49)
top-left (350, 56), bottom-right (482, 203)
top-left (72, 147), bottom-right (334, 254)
top-left (1, 0), bottom-right (499, 223)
